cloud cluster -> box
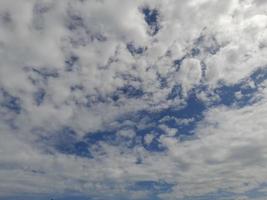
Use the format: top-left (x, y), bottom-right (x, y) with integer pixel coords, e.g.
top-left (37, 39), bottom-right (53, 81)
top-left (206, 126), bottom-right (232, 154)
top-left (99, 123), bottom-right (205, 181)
top-left (1, 0), bottom-right (267, 199)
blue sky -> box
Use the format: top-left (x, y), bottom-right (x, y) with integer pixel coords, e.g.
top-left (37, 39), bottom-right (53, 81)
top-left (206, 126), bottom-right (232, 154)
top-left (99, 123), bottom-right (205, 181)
top-left (1, 0), bottom-right (267, 200)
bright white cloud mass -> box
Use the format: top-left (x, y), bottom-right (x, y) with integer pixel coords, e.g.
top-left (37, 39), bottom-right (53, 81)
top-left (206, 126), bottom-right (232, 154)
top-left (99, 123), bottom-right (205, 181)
top-left (1, 0), bottom-right (267, 199)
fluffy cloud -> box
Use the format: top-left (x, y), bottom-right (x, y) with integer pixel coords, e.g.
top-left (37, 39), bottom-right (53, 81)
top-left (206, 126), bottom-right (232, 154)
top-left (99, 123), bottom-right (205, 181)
top-left (1, 0), bottom-right (267, 199)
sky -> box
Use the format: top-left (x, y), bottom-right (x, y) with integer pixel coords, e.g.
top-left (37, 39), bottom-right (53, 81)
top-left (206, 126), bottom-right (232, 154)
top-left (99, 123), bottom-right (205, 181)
top-left (1, 0), bottom-right (267, 199)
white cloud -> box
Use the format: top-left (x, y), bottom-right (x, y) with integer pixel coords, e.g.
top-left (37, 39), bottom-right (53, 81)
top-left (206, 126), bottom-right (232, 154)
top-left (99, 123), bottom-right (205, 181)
top-left (1, 0), bottom-right (267, 199)
top-left (176, 58), bottom-right (202, 94)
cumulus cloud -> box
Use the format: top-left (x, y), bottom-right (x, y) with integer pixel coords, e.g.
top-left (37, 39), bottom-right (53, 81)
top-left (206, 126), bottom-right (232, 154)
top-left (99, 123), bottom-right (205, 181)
top-left (1, 0), bottom-right (267, 199)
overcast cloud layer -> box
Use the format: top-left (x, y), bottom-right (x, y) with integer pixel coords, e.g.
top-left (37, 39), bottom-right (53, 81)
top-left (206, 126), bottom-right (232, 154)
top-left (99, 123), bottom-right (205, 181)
top-left (1, 0), bottom-right (267, 199)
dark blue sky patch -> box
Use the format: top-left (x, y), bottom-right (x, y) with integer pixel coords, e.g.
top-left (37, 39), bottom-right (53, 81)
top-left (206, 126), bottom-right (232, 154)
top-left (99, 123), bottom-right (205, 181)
top-left (43, 66), bottom-right (267, 158)
top-left (173, 56), bottom-right (187, 71)
top-left (174, 58), bottom-right (183, 68)
top-left (167, 84), bottom-right (182, 100)
top-left (161, 93), bottom-right (206, 120)
top-left (160, 93), bottom-right (206, 139)
top-left (0, 89), bottom-right (21, 114)
top-left (157, 73), bottom-right (168, 89)
top-left (75, 67), bottom-right (267, 156)
top-left (143, 135), bottom-right (166, 152)
top-left (33, 88), bottom-right (45, 106)
top-left (250, 67), bottom-right (267, 85)
top-left (213, 67), bottom-right (267, 108)
top-left (117, 85), bottom-right (144, 99)
top-left (111, 93), bottom-right (120, 102)
top-left (129, 181), bottom-right (174, 195)
top-left (214, 83), bottom-right (254, 107)
top-left (65, 55), bottom-right (79, 72)
top-left (54, 127), bottom-right (92, 158)
top-left (38, 127), bottom-right (92, 158)
top-left (85, 131), bottom-right (116, 145)
top-left (243, 182), bottom-right (267, 199)
top-left (72, 141), bottom-right (91, 157)
top-left (133, 125), bottom-right (167, 152)
top-left (142, 7), bottom-right (160, 36)
top-left (53, 126), bottom-right (151, 158)
top-left (183, 189), bottom-right (235, 200)
top-left (190, 47), bottom-right (201, 57)
top-left (112, 92), bottom-right (206, 151)
top-left (32, 67), bottom-right (267, 158)
top-left (127, 43), bottom-right (146, 56)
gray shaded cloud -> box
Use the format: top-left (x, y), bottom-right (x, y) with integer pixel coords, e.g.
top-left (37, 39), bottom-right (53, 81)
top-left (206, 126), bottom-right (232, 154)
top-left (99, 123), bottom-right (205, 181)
top-left (1, 0), bottom-right (267, 199)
